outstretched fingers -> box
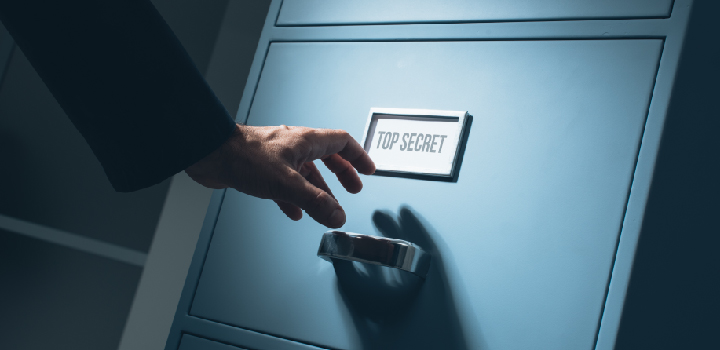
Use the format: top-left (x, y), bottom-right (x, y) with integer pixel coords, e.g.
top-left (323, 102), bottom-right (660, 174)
top-left (308, 129), bottom-right (376, 176)
top-left (280, 170), bottom-right (346, 228)
top-left (336, 136), bottom-right (376, 176)
top-left (269, 127), bottom-right (376, 227)
top-left (300, 161), bottom-right (335, 199)
top-left (322, 154), bottom-right (363, 194)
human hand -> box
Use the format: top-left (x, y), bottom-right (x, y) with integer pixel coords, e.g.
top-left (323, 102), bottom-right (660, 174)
top-left (186, 124), bottom-right (376, 228)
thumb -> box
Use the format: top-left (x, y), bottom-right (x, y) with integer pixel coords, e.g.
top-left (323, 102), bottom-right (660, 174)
top-left (282, 172), bottom-right (346, 228)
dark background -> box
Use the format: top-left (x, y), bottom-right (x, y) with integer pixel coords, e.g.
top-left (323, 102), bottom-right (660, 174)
top-left (0, 1), bottom-right (270, 349)
top-left (615, 0), bottom-right (720, 348)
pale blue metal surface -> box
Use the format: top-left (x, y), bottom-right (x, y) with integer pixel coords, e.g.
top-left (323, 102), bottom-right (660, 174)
top-left (166, 1), bottom-right (696, 349)
top-left (277, 0), bottom-right (673, 26)
top-left (190, 40), bottom-right (662, 350)
top-left (165, 190), bottom-right (328, 350)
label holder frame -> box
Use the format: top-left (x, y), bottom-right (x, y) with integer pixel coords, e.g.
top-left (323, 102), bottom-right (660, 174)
top-left (360, 108), bottom-right (472, 182)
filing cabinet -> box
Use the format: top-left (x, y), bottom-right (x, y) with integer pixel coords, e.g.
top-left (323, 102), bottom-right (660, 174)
top-left (166, 1), bottom-right (696, 349)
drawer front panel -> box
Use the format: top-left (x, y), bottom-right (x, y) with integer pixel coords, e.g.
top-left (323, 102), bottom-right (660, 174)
top-left (277, 0), bottom-right (673, 26)
top-left (191, 40), bottom-right (662, 350)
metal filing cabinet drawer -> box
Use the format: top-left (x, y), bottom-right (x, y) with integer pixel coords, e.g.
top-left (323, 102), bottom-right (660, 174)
top-left (188, 40), bottom-right (661, 350)
top-left (166, 1), bottom-right (697, 349)
top-left (277, 0), bottom-right (674, 26)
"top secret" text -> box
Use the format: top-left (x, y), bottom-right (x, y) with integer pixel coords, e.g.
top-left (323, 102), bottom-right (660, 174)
top-left (375, 131), bottom-right (448, 153)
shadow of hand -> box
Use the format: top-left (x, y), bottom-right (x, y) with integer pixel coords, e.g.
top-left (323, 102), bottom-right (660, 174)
top-left (334, 206), bottom-right (470, 350)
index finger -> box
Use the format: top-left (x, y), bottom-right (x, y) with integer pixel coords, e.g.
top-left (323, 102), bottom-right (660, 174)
top-left (308, 129), bottom-right (376, 175)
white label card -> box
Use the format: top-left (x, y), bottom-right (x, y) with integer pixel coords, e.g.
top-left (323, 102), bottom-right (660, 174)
top-left (362, 108), bottom-right (469, 177)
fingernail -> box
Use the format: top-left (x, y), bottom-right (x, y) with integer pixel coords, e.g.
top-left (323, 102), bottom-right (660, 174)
top-left (329, 209), bottom-right (345, 228)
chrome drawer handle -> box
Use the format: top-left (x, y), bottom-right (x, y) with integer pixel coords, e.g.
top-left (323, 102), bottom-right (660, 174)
top-left (317, 231), bottom-right (431, 278)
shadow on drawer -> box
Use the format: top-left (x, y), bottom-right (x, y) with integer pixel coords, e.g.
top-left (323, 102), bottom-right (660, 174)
top-left (334, 206), bottom-right (476, 350)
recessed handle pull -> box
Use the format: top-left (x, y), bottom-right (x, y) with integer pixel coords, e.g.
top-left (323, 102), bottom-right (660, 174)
top-left (317, 231), bottom-right (431, 278)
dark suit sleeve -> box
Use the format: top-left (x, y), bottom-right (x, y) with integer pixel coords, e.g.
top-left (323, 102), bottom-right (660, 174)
top-left (0, 0), bottom-right (237, 192)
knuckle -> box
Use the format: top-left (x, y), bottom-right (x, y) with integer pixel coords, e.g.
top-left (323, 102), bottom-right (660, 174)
top-left (279, 146), bottom-right (299, 160)
top-left (328, 129), bottom-right (349, 142)
top-left (298, 128), bottom-right (315, 141)
top-left (291, 135), bottom-right (314, 158)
